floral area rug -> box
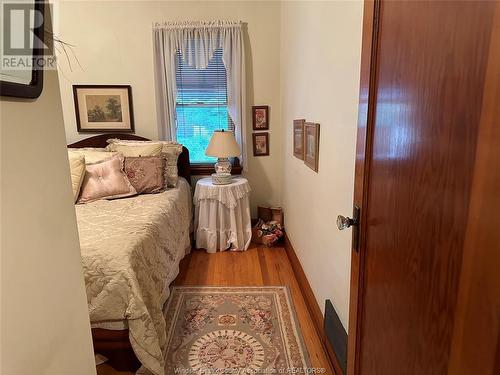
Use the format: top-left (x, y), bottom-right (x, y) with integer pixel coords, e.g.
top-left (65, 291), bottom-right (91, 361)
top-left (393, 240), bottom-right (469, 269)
top-left (163, 286), bottom-right (311, 374)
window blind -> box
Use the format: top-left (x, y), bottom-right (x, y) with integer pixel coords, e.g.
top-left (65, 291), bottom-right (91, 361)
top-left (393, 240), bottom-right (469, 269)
top-left (175, 48), bottom-right (234, 163)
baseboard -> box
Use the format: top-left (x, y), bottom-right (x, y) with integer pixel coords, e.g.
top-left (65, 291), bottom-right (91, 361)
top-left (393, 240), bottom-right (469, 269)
top-left (283, 233), bottom-right (344, 375)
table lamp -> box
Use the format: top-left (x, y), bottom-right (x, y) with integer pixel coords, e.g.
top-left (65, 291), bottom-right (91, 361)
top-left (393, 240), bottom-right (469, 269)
top-left (205, 130), bottom-right (241, 185)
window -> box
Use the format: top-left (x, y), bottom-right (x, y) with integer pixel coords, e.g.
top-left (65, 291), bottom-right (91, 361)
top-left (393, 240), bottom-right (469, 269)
top-left (175, 48), bottom-right (234, 164)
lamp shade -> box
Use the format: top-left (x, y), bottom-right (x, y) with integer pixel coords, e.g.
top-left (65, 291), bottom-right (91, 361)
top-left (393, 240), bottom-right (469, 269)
top-left (205, 130), bottom-right (241, 158)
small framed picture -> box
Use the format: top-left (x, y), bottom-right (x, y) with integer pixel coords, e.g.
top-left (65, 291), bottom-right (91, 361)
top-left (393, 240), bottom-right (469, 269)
top-left (73, 85), bottom-right (135, 133)
top-left (293, 119), bottom-right (305, 160)
top-left (253, 132), bottom-right (270, 156)
top-left (252, 105), bottom-right (269, 130)
top-left (304, 123), bottom-right (320, 172)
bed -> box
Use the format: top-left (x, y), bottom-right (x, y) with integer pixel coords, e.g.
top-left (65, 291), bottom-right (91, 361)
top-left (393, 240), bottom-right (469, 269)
top-left (68, 134), bottom-right (192, 374)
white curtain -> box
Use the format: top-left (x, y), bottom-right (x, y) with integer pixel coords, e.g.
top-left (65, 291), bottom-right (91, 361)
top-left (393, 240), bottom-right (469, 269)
top-left (153, 20), bottom-right (247, 169)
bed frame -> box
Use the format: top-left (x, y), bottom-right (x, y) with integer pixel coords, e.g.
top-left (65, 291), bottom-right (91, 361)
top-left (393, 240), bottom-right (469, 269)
top-left (68, 133), bottom-right (191, 371)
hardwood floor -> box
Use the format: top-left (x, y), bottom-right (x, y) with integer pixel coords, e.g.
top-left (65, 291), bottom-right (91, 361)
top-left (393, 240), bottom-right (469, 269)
top-left (97, 244), bottom-right (334, 375)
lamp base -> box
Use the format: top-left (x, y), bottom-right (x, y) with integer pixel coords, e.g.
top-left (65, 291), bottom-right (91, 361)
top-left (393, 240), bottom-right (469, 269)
top-left (212, 158), bottom-right (234, 184)
top-left (215, 157), bottom-right (232, 174)
top-left (211, 173), bottom-right (233, 185)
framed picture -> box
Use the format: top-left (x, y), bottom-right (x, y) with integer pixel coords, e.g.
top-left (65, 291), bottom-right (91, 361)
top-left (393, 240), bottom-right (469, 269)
top-left (293, 119), bottom-right (305, 160)
top-left (73, 85), bottom-right (135, 133)
top-left (253, 132), bottom-right (270, 156)
top-left (252, 105), bottom-right (269, 130)
top-left (304, 123), bottom-right (320, 172)
top-left (0, 0), bottom-right (45, 98)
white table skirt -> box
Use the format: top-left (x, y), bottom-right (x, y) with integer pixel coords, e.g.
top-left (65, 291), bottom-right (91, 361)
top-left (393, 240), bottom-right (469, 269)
top-left (194, 177), bottom-right (252, 253)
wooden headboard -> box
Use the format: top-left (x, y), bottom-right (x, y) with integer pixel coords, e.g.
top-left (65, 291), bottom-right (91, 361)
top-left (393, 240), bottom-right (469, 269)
top-left (67, 133), bottom-right (191, 185)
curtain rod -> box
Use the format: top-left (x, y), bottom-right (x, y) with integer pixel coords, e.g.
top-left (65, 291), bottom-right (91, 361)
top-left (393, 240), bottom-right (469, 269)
top-left (153, 20), bottom-right (243, 30)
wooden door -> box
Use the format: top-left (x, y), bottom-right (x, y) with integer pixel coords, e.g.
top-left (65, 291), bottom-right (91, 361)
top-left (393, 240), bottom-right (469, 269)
top-left (347, 1), bottom-right (500, 375)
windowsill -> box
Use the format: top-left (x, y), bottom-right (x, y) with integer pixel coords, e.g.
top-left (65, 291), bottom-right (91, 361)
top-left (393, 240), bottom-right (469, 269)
top-left (191, 158), bottom-right (242, 176)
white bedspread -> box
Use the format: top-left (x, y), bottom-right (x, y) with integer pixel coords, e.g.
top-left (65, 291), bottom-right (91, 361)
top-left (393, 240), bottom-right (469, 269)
top-left (75, 178), bottom-right (192, 375)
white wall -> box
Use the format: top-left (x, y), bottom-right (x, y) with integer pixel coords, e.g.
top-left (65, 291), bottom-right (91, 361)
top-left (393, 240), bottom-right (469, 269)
top-left (0, 17), bottom-right (96, 373)
top-left (280, 1), bottom-right (364, 328)
top-left (56, 0), bottom-right (282, 216)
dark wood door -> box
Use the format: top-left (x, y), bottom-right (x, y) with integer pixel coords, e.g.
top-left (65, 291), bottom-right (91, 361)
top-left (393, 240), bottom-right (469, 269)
top-left (348, 1), bottom-right (500, 375)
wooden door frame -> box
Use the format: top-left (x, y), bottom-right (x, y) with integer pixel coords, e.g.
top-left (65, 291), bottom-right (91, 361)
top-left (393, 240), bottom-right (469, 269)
top-left (347, 1), bottom-right (381, 374)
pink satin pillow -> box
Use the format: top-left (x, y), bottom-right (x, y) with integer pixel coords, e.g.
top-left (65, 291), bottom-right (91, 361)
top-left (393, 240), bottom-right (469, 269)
top-left (77, 154), bottom-right (137, 204)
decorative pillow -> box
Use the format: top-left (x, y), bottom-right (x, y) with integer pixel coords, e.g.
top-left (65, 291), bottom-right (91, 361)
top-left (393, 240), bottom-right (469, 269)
top-left (161, 142), bottom-right (183, 187)
top-left (77, 154), bottom-right (137, 204)
top-left (107, 139), bottom-right (183, 187)
top-left (106, 141), bottom-right (163, 157)
top-left (68, 148), bottom-right (118, 164)
top-left (124, 156), bottom-right (165, 194)
top-left (68, 152), bottom-right (86, 203)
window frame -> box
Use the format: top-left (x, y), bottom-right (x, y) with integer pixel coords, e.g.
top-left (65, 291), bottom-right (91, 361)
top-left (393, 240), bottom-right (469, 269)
top-left (175, 48), bottom-right (241, 173)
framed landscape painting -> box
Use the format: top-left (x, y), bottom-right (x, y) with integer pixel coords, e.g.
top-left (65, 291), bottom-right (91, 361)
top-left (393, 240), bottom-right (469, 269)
top-left (73, 85), bottom-right (134, 133)
top-left (293, 119), bottom-right (305, 160)
top-left (304, 122), bottom-right (320, 172)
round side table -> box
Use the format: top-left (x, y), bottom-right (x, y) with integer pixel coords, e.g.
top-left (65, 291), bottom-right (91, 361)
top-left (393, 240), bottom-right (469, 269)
top-left (193, 177), bottom-right (252, 253)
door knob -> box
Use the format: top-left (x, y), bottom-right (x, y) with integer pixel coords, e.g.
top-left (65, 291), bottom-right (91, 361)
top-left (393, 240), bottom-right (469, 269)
top-left (338, 205), bottom-right (361, 252)
top-left (337, 215), bottom-right (358, 230)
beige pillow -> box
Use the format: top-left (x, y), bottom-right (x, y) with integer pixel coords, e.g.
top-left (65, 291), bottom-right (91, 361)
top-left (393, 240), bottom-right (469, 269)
top-left (106, 141), bottom-right (163, 157)
top-left (161, 142), bottom-right (183, 187)
top-left (77, 154), bottom-right (137, 204)
top-left (68, 153), bottom-right (86, 203)
top-left (124, 156), bottom-right (165, 194)
top-left (68, 148), bottom-right (118, 164)
top-left (107, 139), bottom-right (183, 187)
